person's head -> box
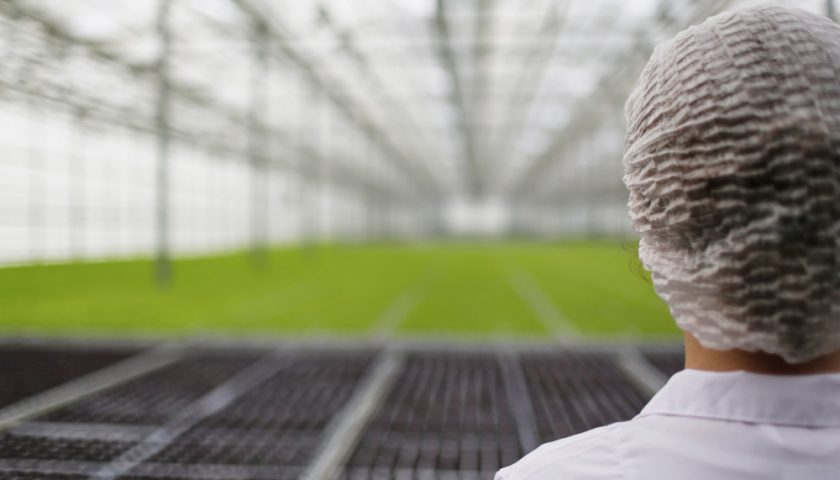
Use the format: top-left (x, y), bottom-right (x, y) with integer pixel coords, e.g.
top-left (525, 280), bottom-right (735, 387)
top-left (623, 6), bottom-right (840, 365)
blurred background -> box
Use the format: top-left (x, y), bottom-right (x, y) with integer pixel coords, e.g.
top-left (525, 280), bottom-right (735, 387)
top-left (0, 0), bottom-right (832, 339)
top-left (0, 2), bottom-right (836, 479)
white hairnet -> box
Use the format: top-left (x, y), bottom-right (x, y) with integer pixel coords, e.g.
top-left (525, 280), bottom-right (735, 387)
top-left (623, 6), bottom-right (840, 363)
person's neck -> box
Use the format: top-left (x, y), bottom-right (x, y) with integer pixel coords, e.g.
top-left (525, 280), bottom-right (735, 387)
top-left (684, 332), bottom-right (840, 375)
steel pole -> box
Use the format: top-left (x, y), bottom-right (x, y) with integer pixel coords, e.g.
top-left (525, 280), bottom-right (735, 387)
top-left (154, 0), bottom-right (174, 288)
top-left (249, 24), bottom-right (270, 267)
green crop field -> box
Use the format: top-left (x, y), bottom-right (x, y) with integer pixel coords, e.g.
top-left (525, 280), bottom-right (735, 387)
top-left (0, 242), bottom-right (679, 341)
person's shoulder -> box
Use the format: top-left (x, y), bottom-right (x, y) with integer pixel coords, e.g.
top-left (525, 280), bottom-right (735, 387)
top-left (495, 422), bottom-right (625, 480)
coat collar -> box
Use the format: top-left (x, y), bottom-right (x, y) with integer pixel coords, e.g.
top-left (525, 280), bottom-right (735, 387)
top-left (636, 369), bottom-right (840, 428)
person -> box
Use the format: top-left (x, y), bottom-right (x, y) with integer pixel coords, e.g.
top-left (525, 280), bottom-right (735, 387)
top-left (496, 6), bottom-right (840, 479)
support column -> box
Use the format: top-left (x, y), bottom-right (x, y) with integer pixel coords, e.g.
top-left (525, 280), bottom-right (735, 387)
top-left (295, 74), bottom-right (311, 248)
top-left (249, 24), bottom-right (270, 267)
top-left (321, 101), bottom-right (333, 245)
top-left (313, 85), bottom-right (325, 246)
top-left (27, 94), bottom-right (43, 262)
top-left (69, 107), bottom-right (87, 260)
top-left (154, 0), bottom-right (174, 288)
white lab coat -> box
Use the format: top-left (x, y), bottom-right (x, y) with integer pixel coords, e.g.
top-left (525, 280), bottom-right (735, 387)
top-left (496, 369), bottom-right (840, 479)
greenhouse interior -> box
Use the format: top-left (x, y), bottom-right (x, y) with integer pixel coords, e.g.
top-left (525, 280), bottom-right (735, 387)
top-left (0, 1), bottom-right (836, 479)
top-left (4, 0), bottom-right (828, 268)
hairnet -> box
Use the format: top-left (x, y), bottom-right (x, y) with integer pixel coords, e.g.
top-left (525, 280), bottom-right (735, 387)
top-left (624, 6), bottom-right (840, 363)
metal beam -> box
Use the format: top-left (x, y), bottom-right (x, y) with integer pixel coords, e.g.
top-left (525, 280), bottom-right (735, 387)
top-left (300, 349), bottom-right (403, 480)
top-left (487, 2), bottom-right (566, 193)
top-left (503, 0), bottom-right (734, 201)
top-left (505, 85), bottom-right (624, 201)
top-left (0, 345), bottom-right (183, 432)
top-left (2, 1), bottom-right (410, 205)
top-left (434, 0), bottom-right (483, 198)
top-left (154, 0), bottom-right (174, 288)
top-left (0, 70), bottom-right (403, 210)
top-left (248, 23), bottom-right (269, 266)
top-left (230, 0), bottom-right (443, 202)
top-left (316, 6), bottom-right (449, 196)
top-left (498, 352), bottom-right (540, 454)
top-left (470, 0), bottom-right (495, 196)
